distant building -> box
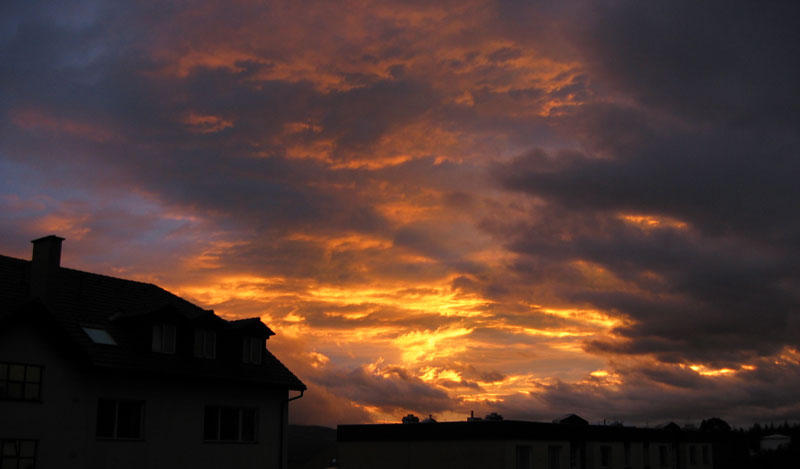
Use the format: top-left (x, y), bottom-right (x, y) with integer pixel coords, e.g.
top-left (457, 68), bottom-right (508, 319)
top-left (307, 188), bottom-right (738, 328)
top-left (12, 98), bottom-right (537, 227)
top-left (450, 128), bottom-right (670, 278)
top-left (338, 415), bottom-right (717, 469)
top-left (760, 434), bottom-right (790, 452)
top-left (0, 235), bottom-right (306, 469)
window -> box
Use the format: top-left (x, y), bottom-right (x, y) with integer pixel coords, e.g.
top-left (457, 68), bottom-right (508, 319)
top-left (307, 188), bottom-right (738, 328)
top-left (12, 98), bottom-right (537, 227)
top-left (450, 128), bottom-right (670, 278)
top-left (194, 329), bottom-right (216, 359)
top-left (600, 445), bottom-right (612, 469)
top-left (152, 323), bottom-right (176, 354)
top-left (643, 441), bottom-right (651, 469)
top-left (689, 445), bottom-right (697, 465)
top-left (515, 445), bottom-right (531, 469)
top-left (624, 441), bottom-right (631, 468)
top-left (702, 445), bottom-right (710, 465)
top-left (570, 444), bottom-right (581, 469)
top-left (203, 406), bottom-right (258, 442)
top-left (548, 446), bottom-right (561, 469)
top-left (96, 399), bottom-right (145, 439)
top-left (82, 327), bottom-right (117, 345)
top-left (658, 445), bottom-right (668, 467)
top-left (1, 439), bottom-right (37, 469)
top-left (242, 337), bottom-right (263, 364)
top-left (0, 362), bottom-right (42, 401)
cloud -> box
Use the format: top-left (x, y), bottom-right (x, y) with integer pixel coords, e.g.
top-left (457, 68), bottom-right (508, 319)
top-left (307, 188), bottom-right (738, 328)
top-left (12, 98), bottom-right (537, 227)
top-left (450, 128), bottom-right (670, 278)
top-left (2, 0), bottom-right (800, 427)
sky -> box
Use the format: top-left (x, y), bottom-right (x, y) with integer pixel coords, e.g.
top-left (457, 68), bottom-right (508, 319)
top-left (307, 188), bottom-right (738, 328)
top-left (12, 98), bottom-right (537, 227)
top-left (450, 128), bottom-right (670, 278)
top-left (2, 0), bottom-right (800, 428)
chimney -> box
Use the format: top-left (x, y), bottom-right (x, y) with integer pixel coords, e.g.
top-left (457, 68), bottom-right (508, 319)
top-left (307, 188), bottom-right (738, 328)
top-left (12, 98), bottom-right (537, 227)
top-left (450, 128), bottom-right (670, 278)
top-left (30, 235), bottom-right (64, 302)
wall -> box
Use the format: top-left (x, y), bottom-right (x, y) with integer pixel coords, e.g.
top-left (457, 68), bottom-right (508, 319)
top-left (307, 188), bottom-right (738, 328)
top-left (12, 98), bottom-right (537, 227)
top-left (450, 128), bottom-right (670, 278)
top-left (338, 437), bottom-right (715, 469)
top-left (0, 320), bottom-right (289, 469)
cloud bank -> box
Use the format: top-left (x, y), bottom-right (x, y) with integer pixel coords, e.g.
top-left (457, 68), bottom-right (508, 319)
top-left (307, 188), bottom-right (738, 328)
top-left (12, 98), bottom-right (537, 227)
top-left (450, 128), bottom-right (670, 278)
top-left (2, 0), bottom-right (800, 426)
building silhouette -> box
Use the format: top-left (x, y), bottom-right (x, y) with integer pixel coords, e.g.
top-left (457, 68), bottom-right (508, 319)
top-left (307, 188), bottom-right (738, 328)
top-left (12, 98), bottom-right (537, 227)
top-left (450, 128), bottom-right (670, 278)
top-left (338, 413), bottom-right (718, 469)
top-left (0, 235), bottom-right (305, 469)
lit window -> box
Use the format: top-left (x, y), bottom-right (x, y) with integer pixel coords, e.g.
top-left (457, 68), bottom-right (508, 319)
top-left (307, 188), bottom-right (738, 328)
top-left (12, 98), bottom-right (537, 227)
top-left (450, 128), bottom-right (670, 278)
top-left (0, 439), bottom-right (37, 469)
top-left (203, 406), bottom-right (257, 442)
top-left (194, 329), bottom-right (216, 359)
top-left (96, 399), bottom-right (145, 439)
top-left (0, 362), bottom-right (42, 401)
top-left (152, 323), bottom-right (176, 353)
top-left (242, 337), bottom-right (263, 364)
top-left (83, 327), bottom-right (117, 345)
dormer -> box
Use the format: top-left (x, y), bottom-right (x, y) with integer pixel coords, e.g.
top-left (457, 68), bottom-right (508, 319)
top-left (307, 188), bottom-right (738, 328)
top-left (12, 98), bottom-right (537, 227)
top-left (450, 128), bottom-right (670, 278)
top-left (225, 318), bottom-right (274, 365)
top-left (110, 304), bottom-right (189, 354)
top-left (191, 312), bottom-right (226, 359)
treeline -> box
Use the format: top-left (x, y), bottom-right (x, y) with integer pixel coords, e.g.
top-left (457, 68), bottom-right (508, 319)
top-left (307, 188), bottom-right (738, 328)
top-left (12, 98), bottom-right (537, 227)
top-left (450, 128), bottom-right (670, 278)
top-left (720, 420), bottom-right (800, 469)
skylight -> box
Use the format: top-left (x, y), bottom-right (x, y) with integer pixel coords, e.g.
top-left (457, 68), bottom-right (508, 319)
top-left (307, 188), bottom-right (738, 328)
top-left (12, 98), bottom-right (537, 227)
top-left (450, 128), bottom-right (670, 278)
top-left (82, 327), bottom-right (118, 345)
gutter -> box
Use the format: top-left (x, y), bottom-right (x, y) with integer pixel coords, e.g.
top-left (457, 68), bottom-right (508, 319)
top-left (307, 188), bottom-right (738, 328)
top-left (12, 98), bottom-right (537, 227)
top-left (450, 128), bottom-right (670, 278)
top-left (280, 389), bottom-right (305, 469)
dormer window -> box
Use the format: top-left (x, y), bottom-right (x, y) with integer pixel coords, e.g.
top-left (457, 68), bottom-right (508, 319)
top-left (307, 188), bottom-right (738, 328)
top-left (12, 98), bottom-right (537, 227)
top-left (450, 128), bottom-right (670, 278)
top-left (152, 323), bottom-right (176, 354)
top-left (242, 337), bottom-right (263, 364)
top-left (194, 329), bottom-right (216, 359)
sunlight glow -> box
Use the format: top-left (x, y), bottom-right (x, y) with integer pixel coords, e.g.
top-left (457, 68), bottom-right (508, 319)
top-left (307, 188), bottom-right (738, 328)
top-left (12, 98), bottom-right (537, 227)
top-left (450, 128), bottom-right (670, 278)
top-left (619, 213), bottom-right (688, 230)
top-left (680, 363), bottom-right (751, 377)
top-left (539, 307), bottom-right (622, 329)
top-left (394, 327), bottom-right (473, 362)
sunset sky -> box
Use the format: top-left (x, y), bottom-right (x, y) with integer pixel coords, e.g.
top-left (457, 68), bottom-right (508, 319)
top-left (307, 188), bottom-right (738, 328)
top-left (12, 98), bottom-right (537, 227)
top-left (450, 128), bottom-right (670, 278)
top-left (3, 1), bottom-right (800, 428)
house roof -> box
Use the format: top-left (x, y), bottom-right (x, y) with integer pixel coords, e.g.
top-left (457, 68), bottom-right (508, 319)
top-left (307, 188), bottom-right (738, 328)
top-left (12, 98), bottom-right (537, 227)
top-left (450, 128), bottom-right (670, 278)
top-left (0, 252), bottom-right (305, 391)
top-left (552, 413), bottom-right (589, 425)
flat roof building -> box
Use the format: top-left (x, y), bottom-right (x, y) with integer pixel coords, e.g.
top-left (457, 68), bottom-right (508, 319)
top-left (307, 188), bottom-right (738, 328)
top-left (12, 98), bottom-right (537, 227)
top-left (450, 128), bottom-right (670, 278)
top-left (338, 415), bottom-right (718, 469)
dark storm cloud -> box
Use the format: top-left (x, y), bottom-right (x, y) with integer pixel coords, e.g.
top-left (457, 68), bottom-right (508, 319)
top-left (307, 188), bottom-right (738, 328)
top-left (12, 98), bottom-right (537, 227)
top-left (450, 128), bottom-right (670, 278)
top-left (313, 365), bottom-right (454, 414)
top-left (494, 0), bottom-right (800, 367)
top-left (498, 359), bottom-right (800, 427)
top-left (577, 1), bottom-right (800, 128)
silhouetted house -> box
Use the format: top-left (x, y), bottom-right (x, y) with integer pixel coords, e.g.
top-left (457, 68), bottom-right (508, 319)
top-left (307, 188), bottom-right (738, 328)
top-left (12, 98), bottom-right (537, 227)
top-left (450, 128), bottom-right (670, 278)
top-left (760, 434), bottom-right (790, 452)
top-left (656, 422), bottom-right (681, 432)
top-left (338, 415), bottom-right (717, 469)
top-left (0, 236), bottom-right (306, 469)
top-left (553, 414), bottom-right (589, 426)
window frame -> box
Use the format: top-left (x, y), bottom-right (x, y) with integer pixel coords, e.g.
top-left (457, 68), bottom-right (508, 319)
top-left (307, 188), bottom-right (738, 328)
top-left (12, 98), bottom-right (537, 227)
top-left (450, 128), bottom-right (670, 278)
top-left (515, 445), bottom-right (531, 469)
top-left (0, 362), bottom-right (43, 402)
top-left (95, 398), bottom-right (146, 441)
top-left (0, 439), bottom-right (37, 469)
top-left (659, 445), bottom-right (669, 468)
top-left (624, 440), bottom-right (631, 468)
top-left (203, 406), bottom-right (259, 443)
top-left (600, 445), bottom-right (612, 469)
top-left (548, 445), bottom-right (561, 469)
top-left (152, 323), bottom-right (177, 354)
top-left (569, 444), bottom-right (581, 469)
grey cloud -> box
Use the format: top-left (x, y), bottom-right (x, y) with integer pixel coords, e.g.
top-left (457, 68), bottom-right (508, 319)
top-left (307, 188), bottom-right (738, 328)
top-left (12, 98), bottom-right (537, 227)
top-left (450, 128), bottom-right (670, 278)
top-left (313, 365), bottom-right (455, 414)
top-left (491, 1), bottom-right (800, 370)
